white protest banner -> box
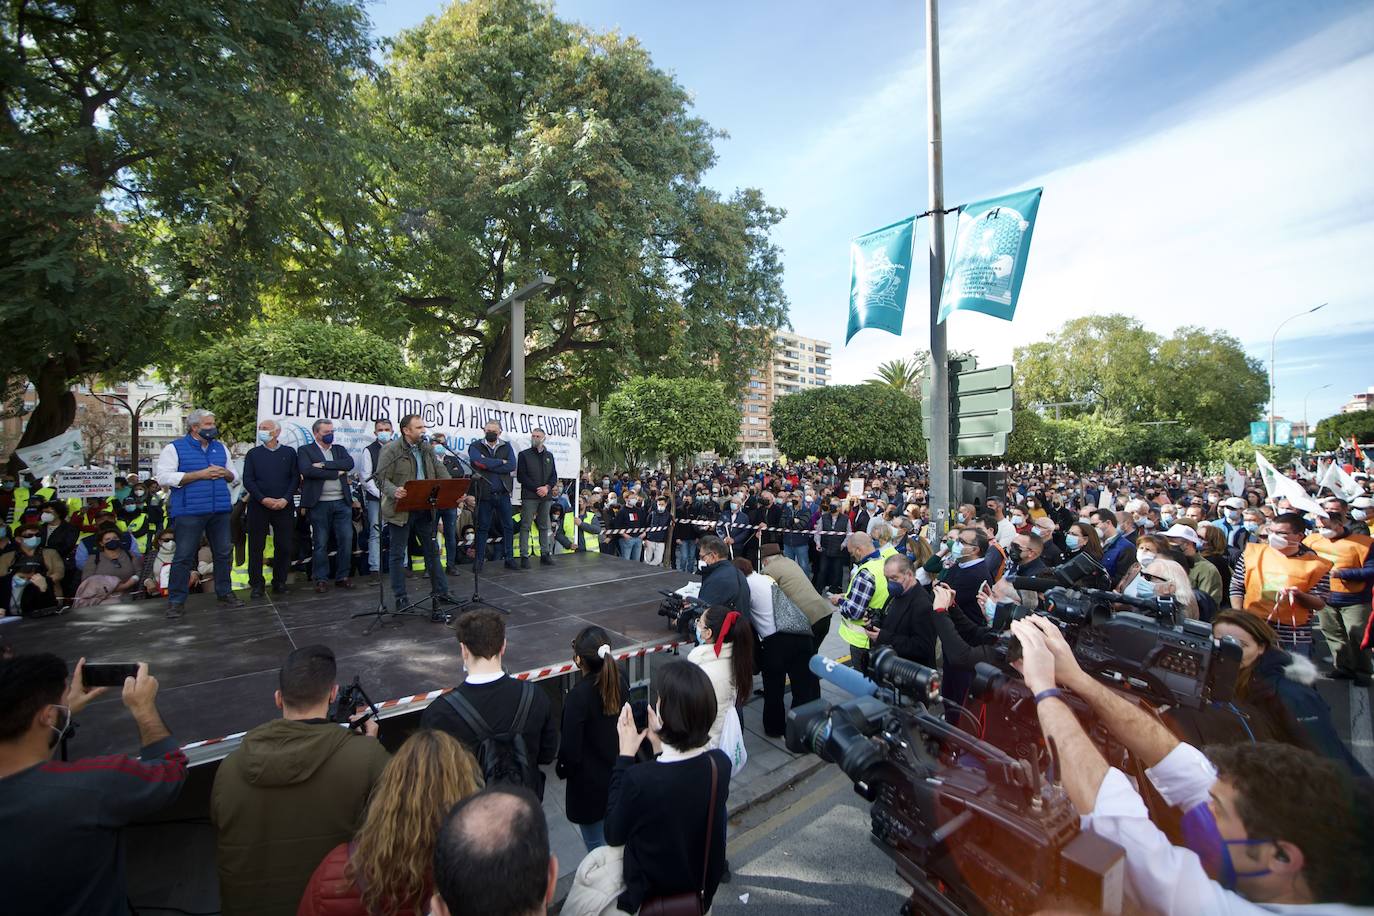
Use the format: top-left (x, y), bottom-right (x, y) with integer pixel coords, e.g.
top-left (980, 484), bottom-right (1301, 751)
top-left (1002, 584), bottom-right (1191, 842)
top-left (54, 468), bottom-right (116, 498)
top-left (1254, 451), bottom-right (1327, 517)
top-left (15, 428), bottom-right (85, 478)
top-left (847, 477), bottom-right (867, 499)
top-left (256, 375), bottom-right (582, 501)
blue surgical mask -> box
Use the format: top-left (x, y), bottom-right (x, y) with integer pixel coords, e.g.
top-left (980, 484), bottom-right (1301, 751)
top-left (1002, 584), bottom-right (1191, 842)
top-left (1065, 533), bottom-right (1081, 550)
top-left (21, 536), bottom-right (41, 549)
top-left (982, 597), bottom-right (999, 625)
top-left (257, 430), bottom-right (272, 444)
top-left (886, 578), bottom-right (905, 599)
top-left (956, 512), bottom-right (967, 524)
top-left (867, 502), bottom-right (877, 513)
top-left (1161, 514), bottom-right (1175, 527)
top-left (1243, 521), bottom-right (1259, 533)
top-left (198, 426), bottom-right (219, 441)
top-left (1179, 802), bottom-right (1272, 891)
top-left (321, 432), bottom-right (335, 445)
top-left (376, 431), bottom-right (393, 443)
top-left (1132, 576), bottom-right (1157, 599)
top-left (1226, 509), bottom-right (1243, 522)
top-left (949, 541), bottom-right (966, 560)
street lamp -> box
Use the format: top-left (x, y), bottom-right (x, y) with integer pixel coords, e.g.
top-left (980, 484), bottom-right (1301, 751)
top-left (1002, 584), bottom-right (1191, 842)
top-left (1303, 383), bottom-right (1332, 452)
top-left (487, 275), bottom-right (557, 404)
top-left (1269, 302), bottom-right (1327, 444)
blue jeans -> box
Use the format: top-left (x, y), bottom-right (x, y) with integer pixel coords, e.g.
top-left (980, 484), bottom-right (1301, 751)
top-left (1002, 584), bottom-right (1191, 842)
top-left (620, 536), bottom-right (643, 561)
top-left (388, 510), bottom-right (449, 601)
top-left (676, 538), bottom-right (698, 572)
top-left (310, 499), bottom-right (353, 582)
top-left (475, 493), bottom-right (515, 564)
top-left (437, 506), bottom-right (458, 568)
top-left (168, 512), bottom-right (232, 605)
top-left (365, 497), bottom-right (381, 573)
top-left (578, 819), bottom-right (606, 852)
top-left (784, 542), bottom-right (812, 578)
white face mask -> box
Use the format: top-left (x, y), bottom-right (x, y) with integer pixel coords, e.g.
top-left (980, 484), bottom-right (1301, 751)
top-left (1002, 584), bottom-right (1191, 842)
top-left (1137, 550), bottom-right (1157, 566)
top-left (1317, 527), bottom-right (1337, 539)
top-left (982, 597), bottom-right (998, 625)
top-left (1267, 532), bottom-right (1290, 550)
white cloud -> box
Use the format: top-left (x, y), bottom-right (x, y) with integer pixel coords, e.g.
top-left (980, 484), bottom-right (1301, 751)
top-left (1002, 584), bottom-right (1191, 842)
top-left (811, 5), bottom-right (1374, 389)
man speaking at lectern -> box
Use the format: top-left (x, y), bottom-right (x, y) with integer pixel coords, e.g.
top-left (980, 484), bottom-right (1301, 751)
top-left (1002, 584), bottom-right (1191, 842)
top-left (375, 414), bottom-right (455, 616)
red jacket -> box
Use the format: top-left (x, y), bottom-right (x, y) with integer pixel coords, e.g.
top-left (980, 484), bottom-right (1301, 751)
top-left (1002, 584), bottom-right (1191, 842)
top-left (297, 843), bottom-right (430, 916)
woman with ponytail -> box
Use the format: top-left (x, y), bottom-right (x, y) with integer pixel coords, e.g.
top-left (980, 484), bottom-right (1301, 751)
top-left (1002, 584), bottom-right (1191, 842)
top-left (558, 625), bottom-right (630, 851)
top-left (688, 604), bottom-right (756, 747)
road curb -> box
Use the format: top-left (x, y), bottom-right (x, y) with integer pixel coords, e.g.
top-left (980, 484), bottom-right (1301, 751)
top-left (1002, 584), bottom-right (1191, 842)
top-left (726, 753), bottom-right (831, 819)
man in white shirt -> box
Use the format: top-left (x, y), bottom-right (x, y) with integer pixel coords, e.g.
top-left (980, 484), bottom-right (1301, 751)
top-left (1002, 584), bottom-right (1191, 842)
top-left (1010, 615), bottom-right (1372, 914)
top-left (156, 409), bottom-right (244, 619)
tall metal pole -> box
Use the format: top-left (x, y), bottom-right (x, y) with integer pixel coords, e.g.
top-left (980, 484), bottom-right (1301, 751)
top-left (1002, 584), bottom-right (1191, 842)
top-left (925, 0), bottom-right (951, 540)
top-left (1269, 302), bottom-right (1327, 444)
top-left (511, 298), bottom-right (526, 405)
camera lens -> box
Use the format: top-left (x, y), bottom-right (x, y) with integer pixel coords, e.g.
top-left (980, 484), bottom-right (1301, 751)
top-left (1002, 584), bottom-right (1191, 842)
top-left (871, 646), bottom-right (942, 703)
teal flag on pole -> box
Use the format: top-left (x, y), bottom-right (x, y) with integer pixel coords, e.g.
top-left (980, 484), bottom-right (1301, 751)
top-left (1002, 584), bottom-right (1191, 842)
top-left (847, 217), bottom-right (915, 344)
top-left (937, 187), bottom-right (1042, 324)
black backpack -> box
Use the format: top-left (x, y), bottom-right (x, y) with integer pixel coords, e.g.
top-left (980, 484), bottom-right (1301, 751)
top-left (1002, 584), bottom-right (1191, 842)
top-left (442, 682), bottom-right (543, 796)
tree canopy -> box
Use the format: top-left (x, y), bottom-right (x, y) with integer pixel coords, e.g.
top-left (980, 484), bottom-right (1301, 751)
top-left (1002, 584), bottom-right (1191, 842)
top-left (1, 0), bottom-right (373, 455)
top-left (1314, 410), bottom-right (1374, 452)
top-left (187, 321), bottom-right (429, 441)
top-left (1013, 315), bottom-right (1266, 439)
top-left (598, 376), bottom-right (740, 472)
top-left (771, 385), bottom-right (925, 462)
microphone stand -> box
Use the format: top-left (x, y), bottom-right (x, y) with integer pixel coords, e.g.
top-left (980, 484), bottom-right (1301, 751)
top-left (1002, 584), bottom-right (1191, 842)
top-left (451, 471), bottom-right (507, 617)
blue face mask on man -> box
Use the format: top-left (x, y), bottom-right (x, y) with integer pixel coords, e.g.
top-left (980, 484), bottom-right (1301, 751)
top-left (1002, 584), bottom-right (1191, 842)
top-left (886, 577), bottom-right (905, 599)
top-left (198, 426), bottom-right (219, 441)
top-left (321, 432), bottom-right (335, 445)
top-left (1180, 803), bottom-right (1273, 891)
top-left (376, 430), bottom-right (393, 443)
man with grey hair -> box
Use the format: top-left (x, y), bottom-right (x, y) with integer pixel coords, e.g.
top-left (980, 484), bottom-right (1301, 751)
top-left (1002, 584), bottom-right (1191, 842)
top-left (156, 409), bottom-right (243, 618)
top-left (242, 418), bottom-right (298, 598)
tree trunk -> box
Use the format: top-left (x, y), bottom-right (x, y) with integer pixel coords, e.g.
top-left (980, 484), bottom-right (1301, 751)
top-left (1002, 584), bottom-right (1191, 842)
top-left (7, 359), bottom-right (77, 475)
top-left (477, 323), bottom-right (514, 399)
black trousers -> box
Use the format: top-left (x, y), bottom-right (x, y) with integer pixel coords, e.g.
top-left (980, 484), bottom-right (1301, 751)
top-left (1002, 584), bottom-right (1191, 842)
top-left (759, 631), bottom-right (822, 736)
top-left (816, 553), bottom-right (845, 593)
top-left (246, 502), bottom-right (293, 590)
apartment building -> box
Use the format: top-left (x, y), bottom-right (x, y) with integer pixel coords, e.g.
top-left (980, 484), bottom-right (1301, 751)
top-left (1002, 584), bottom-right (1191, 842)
top-left (739, 329), bottom-right (831, 459)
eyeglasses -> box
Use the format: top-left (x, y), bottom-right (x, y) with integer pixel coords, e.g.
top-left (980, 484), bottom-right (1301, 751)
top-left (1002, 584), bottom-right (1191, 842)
top-left (1141, 572), bottom-right (1168, 584)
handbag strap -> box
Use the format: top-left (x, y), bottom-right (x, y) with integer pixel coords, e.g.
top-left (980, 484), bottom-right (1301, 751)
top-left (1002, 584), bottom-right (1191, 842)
top-left (699, 753), bottom-right (719, 901)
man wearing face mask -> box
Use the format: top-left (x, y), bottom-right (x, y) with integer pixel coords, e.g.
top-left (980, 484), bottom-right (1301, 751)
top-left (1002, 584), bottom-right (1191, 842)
top-left (358, 418), bottom-right (395, 576)
top-left (1229, 512), bottom-right (1332, 660)
top-left (468, 420), bottom-right (519, 571)
top-left (716, 492), bottom-right (753, 560)
top-left (1012, 615), bottom-right (1374, 914)
top-left (1305, 499), bottom-right (1374, 683)
top-left (297, 419), bottom-right (356, 594)
top-left (242, 419), bottom-right (298, 599)
top-left (615, 489), bottom-right (647, 562)
top-left (516, 427), bottom-right (559, 569)
top-left (864, 554), bottom-right (937, 668)
top-left (643, 494), bottom-right (672, 567)
top-left (156, 409), bottom-right (243, 619)
top-left (695, 536), bottom-right (750, 613)
top-left (1091, 509), bottom-right (1137, 586)
top-left (827, 532), bottom-right (888, 673)
top-left (0, 656), bottom-right (187, 916)
top-left (754, 489), bottom-right (783, 550)
top-left (1218, 496), bottom-right (1250, 560)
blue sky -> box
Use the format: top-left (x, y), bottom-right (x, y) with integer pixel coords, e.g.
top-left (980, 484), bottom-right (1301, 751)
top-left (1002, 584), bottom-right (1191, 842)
top-left (368, 0), bottom-right (1374, 428)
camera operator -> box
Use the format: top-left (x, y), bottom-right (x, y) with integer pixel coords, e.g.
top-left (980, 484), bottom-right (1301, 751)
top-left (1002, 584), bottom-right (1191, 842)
top-left (211, 644), bottom-right (389, 916)
top-left (696, 535), bottom-right (750, 613)
top-left (927, 580), bottom-right (1009, 670)
top-left (1010, 614), bottom-right (1373, 913)
top-left (1, 657), bottom-right (187, 915)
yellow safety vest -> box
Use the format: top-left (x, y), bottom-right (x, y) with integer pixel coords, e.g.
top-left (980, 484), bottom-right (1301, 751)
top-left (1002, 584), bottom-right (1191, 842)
top-left (1303, 531), bottom-right (1372, 597)
top-left (838, 553), bottom-right (890, 650)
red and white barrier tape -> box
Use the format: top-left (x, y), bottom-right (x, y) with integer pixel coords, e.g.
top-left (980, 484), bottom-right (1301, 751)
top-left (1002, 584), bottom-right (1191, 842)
top-left (179, 638), bottom-right (687, 758)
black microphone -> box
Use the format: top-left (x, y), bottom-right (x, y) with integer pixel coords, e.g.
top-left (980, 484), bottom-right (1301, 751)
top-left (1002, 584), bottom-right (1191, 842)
top-left (1009, 575), bottom-right (1063, 592)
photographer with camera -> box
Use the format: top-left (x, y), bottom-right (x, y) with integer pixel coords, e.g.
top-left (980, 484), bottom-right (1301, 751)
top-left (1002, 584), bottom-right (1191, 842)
top-left (1, 657), bottom-right (186, 915)
top-left (827, 531), bottom-right (888, 673)
top-left (211, 644), bottom-right (389, 916)
top-left (1011, 614), bottom-right (1373, 913)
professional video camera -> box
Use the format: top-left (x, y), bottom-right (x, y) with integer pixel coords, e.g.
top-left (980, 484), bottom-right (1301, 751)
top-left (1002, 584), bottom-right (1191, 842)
top-left (656, 589), bottom-right (707, 640)
top-left (789, 649), bottom-right (1125, 916)
top-left (329, 676), bottom-right (381, 731)
top-left (1004, 554), bottom-right (1243, 710)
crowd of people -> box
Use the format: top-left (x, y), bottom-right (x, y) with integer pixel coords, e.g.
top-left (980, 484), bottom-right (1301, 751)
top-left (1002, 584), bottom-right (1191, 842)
top-left (5, 424), bottom-right (1374, 913)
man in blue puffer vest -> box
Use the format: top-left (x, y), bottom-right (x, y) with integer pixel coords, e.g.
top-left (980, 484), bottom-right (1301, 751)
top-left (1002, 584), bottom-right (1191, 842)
top-left (155, 409), bottom-right (246, 619)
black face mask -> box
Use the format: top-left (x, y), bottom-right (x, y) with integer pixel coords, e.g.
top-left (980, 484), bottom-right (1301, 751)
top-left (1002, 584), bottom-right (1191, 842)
top-left (102, 541), bottom-right (120, 551)
top-left (1007, 544), bottom-right (1024, 564)
top-left (485, 431), bottom-right (499, 442)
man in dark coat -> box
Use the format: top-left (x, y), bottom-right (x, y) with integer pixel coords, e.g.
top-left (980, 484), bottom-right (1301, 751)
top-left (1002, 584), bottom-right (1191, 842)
top-left (515, 427), bottom-right (559, 569)
top-left (865, 554), bottom-right (937, 668)
top-left (696, 535), bottom-right (750, 614)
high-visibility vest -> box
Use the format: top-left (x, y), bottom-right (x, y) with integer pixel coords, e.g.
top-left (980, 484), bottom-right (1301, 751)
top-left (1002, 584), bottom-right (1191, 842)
top-left (879, 544), bottom-right (898, 558)
top-left (1241, 542), bottom-right (1332, 626)
top-left (838, 553), bottom-right (890, 650)
top-left (1303, 532), bottom-right (1372, 597)
top-left (579, 511), bottom-right (600, 553)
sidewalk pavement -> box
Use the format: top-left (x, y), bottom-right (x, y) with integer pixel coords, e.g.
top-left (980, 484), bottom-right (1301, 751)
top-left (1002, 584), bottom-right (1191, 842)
top-left (544, 618), bottom-right (853, 894)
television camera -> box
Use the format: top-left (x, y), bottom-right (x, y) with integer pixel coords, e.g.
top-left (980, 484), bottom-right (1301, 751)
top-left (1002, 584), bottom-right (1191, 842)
top-left (656, 589), bottom-right (707, 640)
top-left (329, 676), bottom-right (381, 732)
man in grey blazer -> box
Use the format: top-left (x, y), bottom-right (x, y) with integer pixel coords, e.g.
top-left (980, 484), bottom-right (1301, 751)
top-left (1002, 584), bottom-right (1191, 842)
top-left (374, 413), bottom-right (456, 618)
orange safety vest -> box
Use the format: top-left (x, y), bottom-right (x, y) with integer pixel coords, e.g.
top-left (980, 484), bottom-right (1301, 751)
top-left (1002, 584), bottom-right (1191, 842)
top-left (1241, 542), bottom-right (1332, 627)
top-left (1303, 531), bottom-right (1373, 597)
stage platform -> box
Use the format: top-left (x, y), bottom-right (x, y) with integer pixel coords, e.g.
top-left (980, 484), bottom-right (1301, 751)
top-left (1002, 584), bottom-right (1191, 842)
top-left (3, 552), bottom-right (691, 762)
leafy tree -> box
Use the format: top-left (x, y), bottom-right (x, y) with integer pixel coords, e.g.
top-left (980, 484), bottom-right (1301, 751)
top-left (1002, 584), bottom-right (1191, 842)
top-left (287, 0), bottom-right (787, 405)
top-left (598, 377), bottom-right (740, 483)
top-left (1203, 439), bottom-right (1297, 474)
top-left (771, 385), bottom-right (925, 462)
top-left (1314, 411), bottom-right (1374, 452)
top-left (186, 321), bottom-right (429, 441)
top-left (867, 359), bottom-right (923, 396)
top-left (1, 0), bottom-right (372, 460)
top-left (1012, 315), bottom-right (1265, 438)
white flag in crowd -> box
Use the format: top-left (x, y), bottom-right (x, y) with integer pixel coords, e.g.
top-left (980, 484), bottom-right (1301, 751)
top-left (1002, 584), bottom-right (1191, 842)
top-left (1291, 458), bottom-right (1315, 481)
top-left (14, 427), bottom-right (85, 478)
top-left (1254, 451), bottom-right (1328, 517)
top-left (1318, 461), bottom-right (1365, 501)
top-left (1223, 462), bottom-right (1247, 497)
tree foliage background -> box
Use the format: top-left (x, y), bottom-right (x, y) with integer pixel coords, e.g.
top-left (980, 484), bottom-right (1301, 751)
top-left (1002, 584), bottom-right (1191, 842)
top-left (772, 385), bottom-right (925, 463)
top-left (1314, 411), bottom-right (1374, 452)
top-left (598, 376), bottom-right (740, 474)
